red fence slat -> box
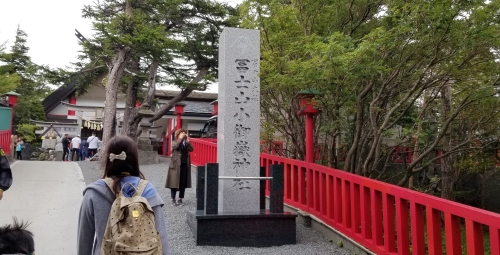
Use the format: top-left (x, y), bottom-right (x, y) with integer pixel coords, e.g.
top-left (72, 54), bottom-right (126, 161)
top-left (0, 130), bottom-right (11, 156)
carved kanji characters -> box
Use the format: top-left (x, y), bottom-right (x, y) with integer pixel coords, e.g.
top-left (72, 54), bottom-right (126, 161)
top-left (234, 124), bottom-right (251, 139)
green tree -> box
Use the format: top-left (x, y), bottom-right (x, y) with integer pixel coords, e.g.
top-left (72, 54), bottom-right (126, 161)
top-left (73, 0), bottom-right (238, 145)
top-left (0, 41), bottom-right (21, 95)
top-left (0, 26), bottom-right (54, 124)
top-left (241, 0), bottom-right (500, 202)
top-left (16, 124), bottom-right (38, 143)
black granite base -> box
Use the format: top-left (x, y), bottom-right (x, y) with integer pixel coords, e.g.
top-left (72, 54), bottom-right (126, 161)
top-left (187, 210), bottom-right (297, 247)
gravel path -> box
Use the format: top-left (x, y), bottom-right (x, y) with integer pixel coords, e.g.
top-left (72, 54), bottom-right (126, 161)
top-left (78, 160), bottom-right (350, 255)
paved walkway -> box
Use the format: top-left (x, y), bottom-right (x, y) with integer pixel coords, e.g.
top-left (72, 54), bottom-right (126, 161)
top-left (0, 161), bottom-right (85, 255)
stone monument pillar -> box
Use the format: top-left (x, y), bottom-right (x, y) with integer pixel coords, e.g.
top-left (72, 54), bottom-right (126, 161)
top-left (217, 28), bottom-right (260, 213)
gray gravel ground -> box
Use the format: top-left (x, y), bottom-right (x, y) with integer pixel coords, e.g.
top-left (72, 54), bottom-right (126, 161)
top-left (78, 159), bottom-right (351, 255)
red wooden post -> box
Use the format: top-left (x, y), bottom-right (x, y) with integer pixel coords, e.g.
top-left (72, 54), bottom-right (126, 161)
top-left (295, 89), bottom-right (320, 163)
top-left (490, 227), bottom-right (500, 255)
top-left (210, 100), bottom-right (218, 116)
top-left (305, 114), bottom-right (314, 163)
top-left (174, 103), bottom-right (185, 130)
top-left (410, 202), bottom-right (425, 255)
top-left (444, 213), bottom-right (462, 255)
top-left (68, 93), bottom-right (76, 116)
top-left (427, 208), bottom-right (443, 255)
top-left (361, 186), bottom-right (372, 239)
top-left (342, 180), bottom-right (352, 229)
top-left (396, 198), bottom-right (410, 255)
top-left (167, 119), bottom-right (173, 156)
top-left (466, 219), bottom-right (484, 255)
top-left (371, 190), bottom-right (383, 246)
top-left (383, 193), bottom-right (396, 252)
top-left (5, 92), bottom-right (20, 134)
top-left (351, 184), bottom-right (361, 234)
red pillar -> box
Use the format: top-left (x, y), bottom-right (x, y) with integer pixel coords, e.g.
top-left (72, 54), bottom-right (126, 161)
top-left (167, 119), bottom-right (173, 156)
top-left (174, 103), bottom-right (185, 130)
top-left (6, 92), bottom-right (19, 156)
top-left (210, 100), bottom-right (218, 116)
top-left (295, 91), bottom-right (321, 164)
top-left (68, 93), bottom-right (76, 116)
top-left (176, 114), bottom-right (182, 129)
top-left (305, 114), bottom-right (315, 163)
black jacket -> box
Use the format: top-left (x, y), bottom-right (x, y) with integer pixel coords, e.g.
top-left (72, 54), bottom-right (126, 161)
top-left (0, 147), bottom-right (12, 191)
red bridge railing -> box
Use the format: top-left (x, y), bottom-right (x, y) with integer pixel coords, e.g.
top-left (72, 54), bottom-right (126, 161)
top-left (260, 153), bottom-right (500, 255)
top-left (189, 138), bottom-right (500, 254)
top-left (0, 130), bottom-right (11, 156)
top-left (190, 138), bottom-right (217, 166)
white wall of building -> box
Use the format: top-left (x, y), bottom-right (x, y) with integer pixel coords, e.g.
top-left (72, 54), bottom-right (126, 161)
top-left (78, 85), bottom-right (127, 108)
top-left (48, 99), bottom-right (69, 115)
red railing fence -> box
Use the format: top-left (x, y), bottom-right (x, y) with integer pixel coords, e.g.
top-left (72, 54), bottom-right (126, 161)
top-left (0, 130), bottom-right (11, 156)
top-left (260, 153), bottom-right (500, 255)
top-left (190, 138), bottom-right (500, 254)
top-left (190, 138), bottom-right (217, 166)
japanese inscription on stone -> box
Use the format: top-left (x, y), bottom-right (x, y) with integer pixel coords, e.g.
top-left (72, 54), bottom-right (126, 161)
top-left (217, 28), bottom-right (261, 212)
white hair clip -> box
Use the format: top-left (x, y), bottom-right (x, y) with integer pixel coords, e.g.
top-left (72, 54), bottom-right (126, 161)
top-left (109, 151), bottom-right (127, 162)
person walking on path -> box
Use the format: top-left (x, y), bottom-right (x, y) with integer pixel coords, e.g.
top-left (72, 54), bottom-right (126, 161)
top-left (15, 137), bottom-right (24, 160)
top-left (10, 134), bottom-right (17, 161)
top-left (77, 135), bottom-right (170, 255)
top-left (165, 129), bottom-right (193, 206)
top-left (80, 137), bottom-right (89, 161)
top-left (61, 134), bottom-right (70, 161)
top-left (71, 135), bottom-right (81, 161)
top-left (0, 146), bottom-right (12, 200)
top-left (86, 132), bottom-right (99, 157)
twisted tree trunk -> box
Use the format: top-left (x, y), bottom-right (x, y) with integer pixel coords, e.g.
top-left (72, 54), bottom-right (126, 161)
top-left (121, 58), bottom-right (141, 140)
top-left (440, 82), bottom-right (455, 200)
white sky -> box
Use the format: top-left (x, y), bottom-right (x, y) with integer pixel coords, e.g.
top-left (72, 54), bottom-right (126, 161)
top-left (0, 0), bottom-right (242, 93)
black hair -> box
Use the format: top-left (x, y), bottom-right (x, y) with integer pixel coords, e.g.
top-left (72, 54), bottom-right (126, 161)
top-left (0, 217), bottom-right (35, 254)
top-left (102, 135), bottom-right (144, 195)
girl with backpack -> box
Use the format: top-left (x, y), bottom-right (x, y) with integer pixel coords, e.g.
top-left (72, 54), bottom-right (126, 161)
top-left (77, 135), bottom-right (170, 255)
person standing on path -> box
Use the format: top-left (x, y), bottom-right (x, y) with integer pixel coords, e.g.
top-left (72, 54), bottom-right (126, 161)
top-left (0, 146), bottom-right (12, 200)
top-left (165, 129), bottom-right (193, 206)
top-left (77, 135), bottom-right (170, 255)
top-left (61, 134), bottom-right (70, 161)
top-left (80, 137), bottom-right (89, 161)
top-left (10, 134), bottom-right (17, 161)
top-left (87, 132), bottom-right (99, 157)
top-left (15, 137), bottom-right (23, 160)
top-left (71, 135), bottom-right (81, 161)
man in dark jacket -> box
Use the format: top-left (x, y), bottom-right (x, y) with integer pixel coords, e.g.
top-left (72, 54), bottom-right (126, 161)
top-left (61, 134), bottom-right (70, 161)
top-left (0, 146), bottom-right (13, 200)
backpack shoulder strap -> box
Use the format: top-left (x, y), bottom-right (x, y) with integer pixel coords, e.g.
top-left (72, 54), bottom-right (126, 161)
top-left (136, 179), bottom-right (149, 196)
top-left (102, 178), bottom-right (115, 194)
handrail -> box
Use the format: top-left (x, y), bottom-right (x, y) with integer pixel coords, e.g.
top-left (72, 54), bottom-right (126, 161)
top-left (191, 138), bottom-right (500, 254)
top-left (260, 153), bottom-right (500, 255)
top-left (189, 138), bottom-right (217, 166)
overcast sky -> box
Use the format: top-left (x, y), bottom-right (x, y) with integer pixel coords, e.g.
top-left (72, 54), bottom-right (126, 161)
top-left (0, 0), bottom-right (242, 93)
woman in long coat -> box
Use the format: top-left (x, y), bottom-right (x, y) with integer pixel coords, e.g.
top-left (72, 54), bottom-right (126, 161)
top-left (165, 128), bottom-right (193, 206)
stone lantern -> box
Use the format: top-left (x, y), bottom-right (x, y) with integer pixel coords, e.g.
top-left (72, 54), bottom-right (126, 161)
top-left (4, 91), bottom-right (20, 108)
top-left (136, 103), bottom-right (159, 164)
top-left (294, 89), bottom-right (321, 163)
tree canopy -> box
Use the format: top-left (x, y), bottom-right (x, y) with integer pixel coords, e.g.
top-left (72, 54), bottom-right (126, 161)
top-left (240, 0), bottom-right (500, 201)
top-left (0, 26), bottom-right (55, 124)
